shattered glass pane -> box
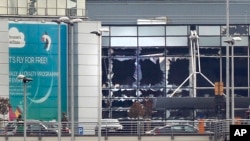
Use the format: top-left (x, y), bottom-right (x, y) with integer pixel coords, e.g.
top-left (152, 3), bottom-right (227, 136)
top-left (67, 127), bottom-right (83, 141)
top-left (111, 48), bottom-right (137, 56)
top-left (139, 57), bottom-right (165, 86)
top-left (102, 25), bottom-right (250, 119)
top-left (139, 89), bottom-right (164, 97)
top-left (221, 25), bottom-right (248, 35)
top-left (167, 58), bottom-right (189, 86)
top-left (111, 58), bottom-right (136, 87)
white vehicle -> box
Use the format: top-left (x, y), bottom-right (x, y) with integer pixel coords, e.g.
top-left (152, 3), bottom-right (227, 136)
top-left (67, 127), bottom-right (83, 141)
top-left (95, 119), bottom-right (123, 134)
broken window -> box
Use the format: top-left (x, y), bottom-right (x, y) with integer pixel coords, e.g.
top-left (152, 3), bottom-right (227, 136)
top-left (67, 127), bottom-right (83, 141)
top-left (101, 25), bottom-right (250, 119)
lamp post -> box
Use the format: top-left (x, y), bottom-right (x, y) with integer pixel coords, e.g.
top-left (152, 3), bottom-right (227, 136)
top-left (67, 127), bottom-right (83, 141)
top-left (17, 74), bottom-right (32, 141)
top-left (65, 18), bottom-right (82, 141)
top-left (52, 17), bottom-right (82, 140)
top-left (226, 0), bottom-right (230, 122)
top-left (224, 37), bottom-right (242, 124)
top-left (90, 28), bottom-right (109, 141)
top-left (52, 16), bottom-right (70, 141)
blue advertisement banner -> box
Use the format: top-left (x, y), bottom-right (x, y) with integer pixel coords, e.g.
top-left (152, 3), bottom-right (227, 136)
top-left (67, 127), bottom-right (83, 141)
top-left (9, 22), bottom-right (67, 121)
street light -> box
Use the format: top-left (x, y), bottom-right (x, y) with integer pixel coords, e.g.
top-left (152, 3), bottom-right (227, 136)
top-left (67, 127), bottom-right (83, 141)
top-left (224, 37), bottom-right (242, 124)
top-left (90, 28), bottom-right (109, 141)
top-left (52, 16), bottom-right (70, 141)
top-left (65, 18), bottom-right (82, 141)
top-left (17, 74), bottom-right (32, 141)
top-left (52, 17), bottom-right (82, 141)
top-left (226, 0), bottom-right (230, 123)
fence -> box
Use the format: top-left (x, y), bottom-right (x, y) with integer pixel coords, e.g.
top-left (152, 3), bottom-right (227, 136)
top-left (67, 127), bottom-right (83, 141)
top-left (0, 119), bottom-right (249, 141)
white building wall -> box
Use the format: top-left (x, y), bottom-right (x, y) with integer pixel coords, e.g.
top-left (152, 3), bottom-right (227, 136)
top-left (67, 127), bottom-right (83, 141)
top-left (75, 21), bottom-right (101, 124)
top-left (0, 19), bottom-right (9, 98)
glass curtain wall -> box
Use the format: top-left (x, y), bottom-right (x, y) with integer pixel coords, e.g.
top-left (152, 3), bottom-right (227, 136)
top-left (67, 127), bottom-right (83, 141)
top-left (101, 24), bottom-right (250, 120)
top-left (0, 0), bottom-right (78, 16)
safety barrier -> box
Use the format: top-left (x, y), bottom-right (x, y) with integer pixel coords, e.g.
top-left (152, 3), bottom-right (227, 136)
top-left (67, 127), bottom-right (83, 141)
top-left (0, 119), bottom-right (249, 141)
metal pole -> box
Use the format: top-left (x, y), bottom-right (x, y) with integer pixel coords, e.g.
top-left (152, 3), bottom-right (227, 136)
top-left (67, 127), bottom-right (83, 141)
top-left (220, 48), bottom-right (222, 82)
top-left (231, 44), bottom-right (235, 124)
top-left (248, 48), bottom-right (250, 97)
top-left (91, 28), bottom-right (109, 141)
top-left (23, 82), bottom-right (27, 141)
top-left (226, 0), bottom-right (230, 120)
top-left (70, 23), bottom-right (75, 141)
top-left (57, 22), bottom-right (62, 141)
top-left (98, 33), bottom-right (102, 141)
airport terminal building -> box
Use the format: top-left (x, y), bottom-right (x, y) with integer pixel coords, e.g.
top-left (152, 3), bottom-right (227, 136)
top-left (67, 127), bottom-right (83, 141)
top-left (0, 0), bottom-right (250, 125)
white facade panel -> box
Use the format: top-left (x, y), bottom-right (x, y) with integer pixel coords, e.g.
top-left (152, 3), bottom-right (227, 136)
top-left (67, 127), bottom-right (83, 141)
top-left (0, 19), bottom-right (9, 99)
top-left (78, 107), bottom-right (97, 119)
top-left (78, 76), bottom-right (98, 86)
top-left (78, 97), bottom-right (98, 108)
top-left (76, 21), bottom-right (101, 122)
top-left (0, 64), bottom-right (8, 74)
top-left (76, 22), bottom-right (100, 33)
top-left (0, 53), bottom-right (8, 63)
top-left (0, 31), bottom-right (9, 42)
top-left (77, 87), bottom-right (98, 97)
top-left (0, 43), bottom-right (9, 52)
top-left (0, 75), bottom-right (8, 85)
top-left (77, 55), bottom-right (98, 65)
top-left (76, 33), bottom-right (98, 44)
top-left (0, 86), bottom-right (8, 96)
top-left (0, 20), bottom-right (8, 31)
top-left (76, 44), bottom-right (98, 55)
top-left (78, 65), bottom-right (98, 76)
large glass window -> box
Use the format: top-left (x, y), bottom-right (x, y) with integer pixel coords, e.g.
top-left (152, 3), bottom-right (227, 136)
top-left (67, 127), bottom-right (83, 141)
top-left (101, 24), bottom-right (250, 120)
top-left (138, 26), bottom-right (165, 36)
top-left (111, 37), bottom-right (137, 47)
top-left (199, 37), bottom-right (220, 46)
top-left (139, 37), bottom-right (165, 46)
top-left (110, 26), bottom-right (137, 36)
top-left (166, 37), bottom-right (188, 46)
top-left (221, 36), bottom-right (249, 46)
top-left (199, 26), bottom-right (220, 35)
top-left (166, 26), bottom-right (187, 35)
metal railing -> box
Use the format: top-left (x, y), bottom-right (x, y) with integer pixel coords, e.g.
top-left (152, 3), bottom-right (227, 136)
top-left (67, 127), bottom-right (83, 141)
top-left (0, 119), bottom-right (249, 140)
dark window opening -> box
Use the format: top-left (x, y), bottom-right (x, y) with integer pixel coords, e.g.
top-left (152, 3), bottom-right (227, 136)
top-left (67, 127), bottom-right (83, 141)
top-left (140, 58), bottom-right (164, 86)
top-left (112, 59), bottom-right (136, 86)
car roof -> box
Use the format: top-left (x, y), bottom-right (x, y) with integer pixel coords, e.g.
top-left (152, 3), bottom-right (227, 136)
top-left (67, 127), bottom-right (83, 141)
top-left (101, 119), bottom-right (119, 122)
